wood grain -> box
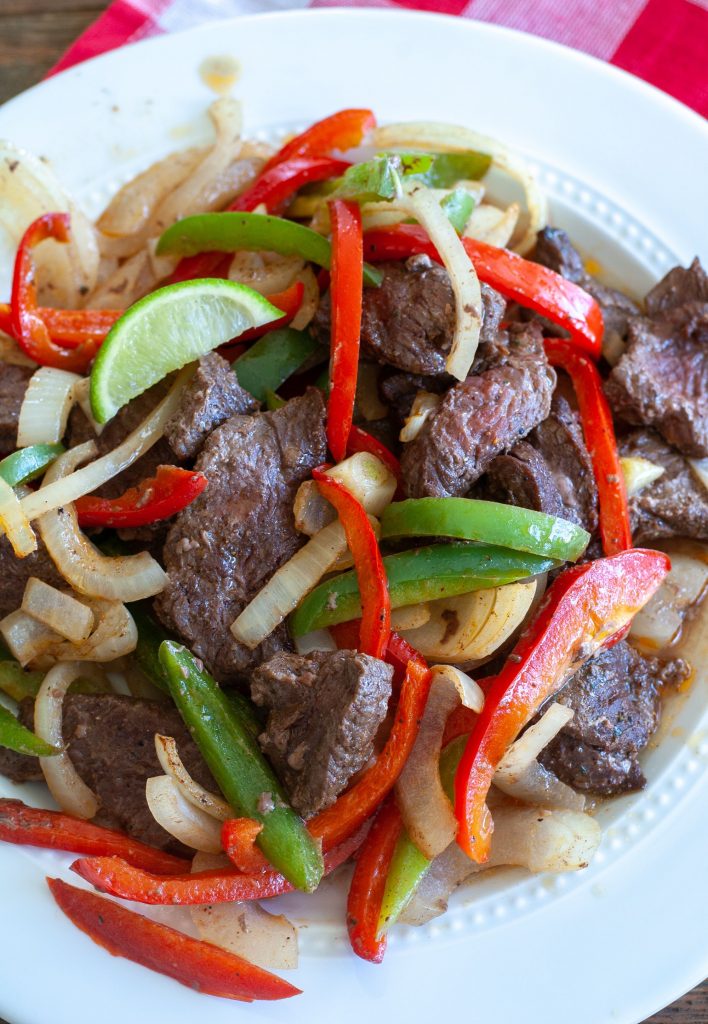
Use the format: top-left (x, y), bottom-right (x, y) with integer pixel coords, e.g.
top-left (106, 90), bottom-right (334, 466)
top-left (0, 2), bottom-right (705, 1022)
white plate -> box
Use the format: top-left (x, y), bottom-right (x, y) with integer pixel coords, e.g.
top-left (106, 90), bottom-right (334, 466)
top-left (0, 11), bottom-right (707, 1024)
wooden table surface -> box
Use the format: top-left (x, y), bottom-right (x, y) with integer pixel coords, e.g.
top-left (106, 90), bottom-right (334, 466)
top-left (0, 1), bottom-right (706, 1021)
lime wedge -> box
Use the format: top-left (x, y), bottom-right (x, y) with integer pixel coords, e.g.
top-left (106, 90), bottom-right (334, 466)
top-left (89, 278), bottom-right (281, 423)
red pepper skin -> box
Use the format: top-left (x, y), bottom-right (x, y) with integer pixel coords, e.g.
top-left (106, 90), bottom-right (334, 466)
top-left (544, 337), bottom-right (632, 555)
top-left (232, 157), bottom-right (350, 214)
top-left (75, 466), bottom-right (207, 529)
top-left (313, 467), bottom-right (390, 659)
top-left (326, 200), bottom-right (364, 462)
top-left (221, 818), bottom-right (269, 874)
top-left (47, 877), bottom-right (300, 1002)
top-left (363, 225), bottom-right (604, 359)
top-left (72, 826), bottom-right (366, 906)
top-left (10, 213), bottom-right (101, 372)
top-left (309, 652), bottom-right (430, 853)
top-left (346, 798), bottom-right (402, 964)
top-left (0, 799), bottom-right (188, 874)
top-left (454, 550), bottom-right (671, 862)
top-left (261, 109), bottom-right (376, 173)
top-left (0, 303), bottom-right (120, 347)
top-left (346, 425), bottom-right (404, 499)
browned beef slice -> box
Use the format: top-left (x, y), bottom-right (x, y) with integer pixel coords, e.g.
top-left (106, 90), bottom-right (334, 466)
top-left (477, 441), bottom-right (568, 520)
top-left (379, 370), bottom-right (452, 425)
top-left (156, 389), bottom-right (327, 683)
top-left (0, 537), bottom-right (64, 619)
top-left (619, 429), bottom-right (708, 544)
top-left (250, 649), bottom-right (393, 818)
top-left (539, 641), bottom-right (689, 795)
top-left (164, 352), bottom-right (259, 460)
top-left (0, 694), bottom-right (215, 854)
top-left (605, 261), bottom-right (708, 458)
top-left (0, 363), bottom-right (33, 453)
top-left (401, 322), bottom-right (555, 498)
top-left (313, 257), bottom-right (506, 376)
top-left (533, 227), bottom-right (640, 341)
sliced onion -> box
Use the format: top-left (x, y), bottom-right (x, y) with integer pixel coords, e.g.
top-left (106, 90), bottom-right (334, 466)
top-left (494, 703), bottom-right (585, 811)
top-left (35, 661), bottom-right (99, 818)
top-left (52, 598), bottom-right (137, 662)
top-left (155, 734), bottom-right (232, 822)
top-left (0, 608), bottom-right (61, 666)
top-left (464, 202), bottom-right (520, 248)
top-left (72, 378), bottom-right (104, 436)
top-left (146, 775), bottom-right (223, 853)
top-left (399, 180), bottom-right (481, 381)
top-left (390, 603), bottom-right (431, 632)
top-left (355, 362), bottom-right (388, 422)
top-left (631, 548), bottom-right (708, 650)
top-left (294, 453), bottom-right (397, 537)
top-left (401, 805), bottom-right (601, 925)
top-left (373, 122), bottom-right (548, 255)
top-left (620, 455), bottom-right (666, 497)
top-left (289, 266), bottom-right (320, 331)
top-left (396, 665), bottom-right (484, 859)
top-left (688, 457), bottom-right (708, 492)
top-left (37, 443), bottom-right (166, 602)
top-left (0, 477), bottom-right (36, 557)
top-left (0, 335), bottom-right (35, 367)
top-left (228, 250), bottom-right (304, 297)
top-left (21, 577), bottom-right (94, 643)
top-left (20, 367), bottom-right (190, 523)
top-left (16, 367), bottom-right (82, 447)
top-left (86, 249), bottom-right (154, 310)
top-left (294, 629), bottom-right (337, 656)
top-left (399, 391), bottom-right (442, 443)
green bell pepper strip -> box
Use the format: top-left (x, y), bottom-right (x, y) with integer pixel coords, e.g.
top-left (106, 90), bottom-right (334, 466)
top-left (440, 188), bottom-right (475, 234)
top-left (395, 151), bottom-right (492, 188)
top-left (0, 443), bottom-right (64, 488)
top-left (0, 659), bottom-right (110, 702)
top-left (377, 734), bottom-right (469, 935)
top-left (158, 641), bottom-right (324, 893)
top-left (233, 328), bottom-right (319, 403)
top-left (289, 543), bottom-right (555, 636)
top-left (381, 498), bottom-right (590, 564)
top-left (0, 703), bottom-right (58, 757)
top-left (265, 389), bottom-right (286, 411)
top-left (156, 212), bottom-right (383, 288)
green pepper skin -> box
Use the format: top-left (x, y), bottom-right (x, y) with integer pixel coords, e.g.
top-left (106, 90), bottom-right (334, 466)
top-left (440, 188), bottom-right (475, 233)
top-left (381, 498), bottom-right (589, 563)
top-left (0, 443), bottom-right (64, 488)
top-left (0, 661), bottom-right (45, 702)
top-left (290, 543), bottom-right (555, 636)
top-left (0, 704), bottom-right (58, 757)
top-left (233, 328), bottom-right (320, 403)
top-left (264, 389), bottom-right (286, 411)
top-left (157, 212), bottom-right (382, 287)
top-left (159, 641), bottom-right (324, 893)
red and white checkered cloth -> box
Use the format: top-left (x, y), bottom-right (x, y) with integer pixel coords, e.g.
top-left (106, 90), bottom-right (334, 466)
top-left (51, 0), bottom-right (707, 117)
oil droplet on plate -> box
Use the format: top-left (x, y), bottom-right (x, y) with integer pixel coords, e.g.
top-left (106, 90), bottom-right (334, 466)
top-left (199, 55), bottom-right (241, 96)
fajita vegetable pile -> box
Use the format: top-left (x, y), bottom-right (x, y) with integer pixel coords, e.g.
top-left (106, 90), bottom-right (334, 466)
top-left (0, 101), bottom-right (706, 1001)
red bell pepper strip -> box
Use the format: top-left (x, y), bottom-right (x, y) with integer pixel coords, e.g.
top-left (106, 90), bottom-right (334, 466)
top-left (346, 797), bottom-right (402, 964)
top-left (313, 467), bottom-right (390, 659)
top-left (0, 303), bottom-right (120, 347)
top-left (326, 199), bottom-right (364, 462)
top-left (221, 818), bottom-right (269, 874)
top-left (72, 825), bottom-right (366, 906)
top-left (454, 549), bottom-right (671, 862)
top-left (0, 799), bottom-right (188, 874)
top-left (309, 651), bottom-right (430, 853)
top-left (231, 157), bottom-right (350, 215)
top-left (544, 337), bottom-right (632, 555)
top-left (346, 425), bottom-right (404, 498)
top-left (10, 213), bottom-right (101, 372)
top-left (261, 109), bottom-right (376, 174)
top-left (363, 225), bottom-right (604, 359)
top-left (47, 877), bottom-right (300, 1002)
top-left (74, 466), bottom-right (207, 529)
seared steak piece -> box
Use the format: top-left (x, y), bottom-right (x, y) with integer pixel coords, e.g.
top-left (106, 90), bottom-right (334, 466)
top-left (313, 256), bottom-right (506, 376)
top-left (605, 260), bottom-right (708, 457)
top-left (401, 322), bottom-right (555, 498)
top-left (533, 227), bottom-right (640, 342)
top-left (539, 641), bottom-right (689, 795)
top-left (478, 442), bottom-right (567, 521)
top-left (619, 430), bottom-right (708, 544)
top-left (164, 352), bottom-right (259, 460)
top-left (156, 389), bottom-right (327, 683)
top-left (251, 649), bottom-right (393, 818)
top-left (379, 370), bottom-right (452, 425)
top-left (0, 694), bottom-right (215, 854)
top-left (0, 363), bottom-right (34, 454)
top-left (0, 537), bottom-right (64, 619)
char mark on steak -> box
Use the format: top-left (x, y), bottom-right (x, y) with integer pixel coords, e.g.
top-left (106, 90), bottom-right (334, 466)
top-left (605, 259), bottom-right (708, 458)
top-left (619, 429), bottom-right (708, 544)
top-left (155, 389), bottom-right (327, 683)
top-left (0, 363), bottom-right (34, 455)
top-left (539, 640), bottom-right (690, 795)
top-left (164, 352), bottom-right (259, 460)
top-left (251, 649), bottom-right (393, 818)
top-left (0, 694), bottom-right (215, 855)
top-left (400, 321), bottom-right (556, 498)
